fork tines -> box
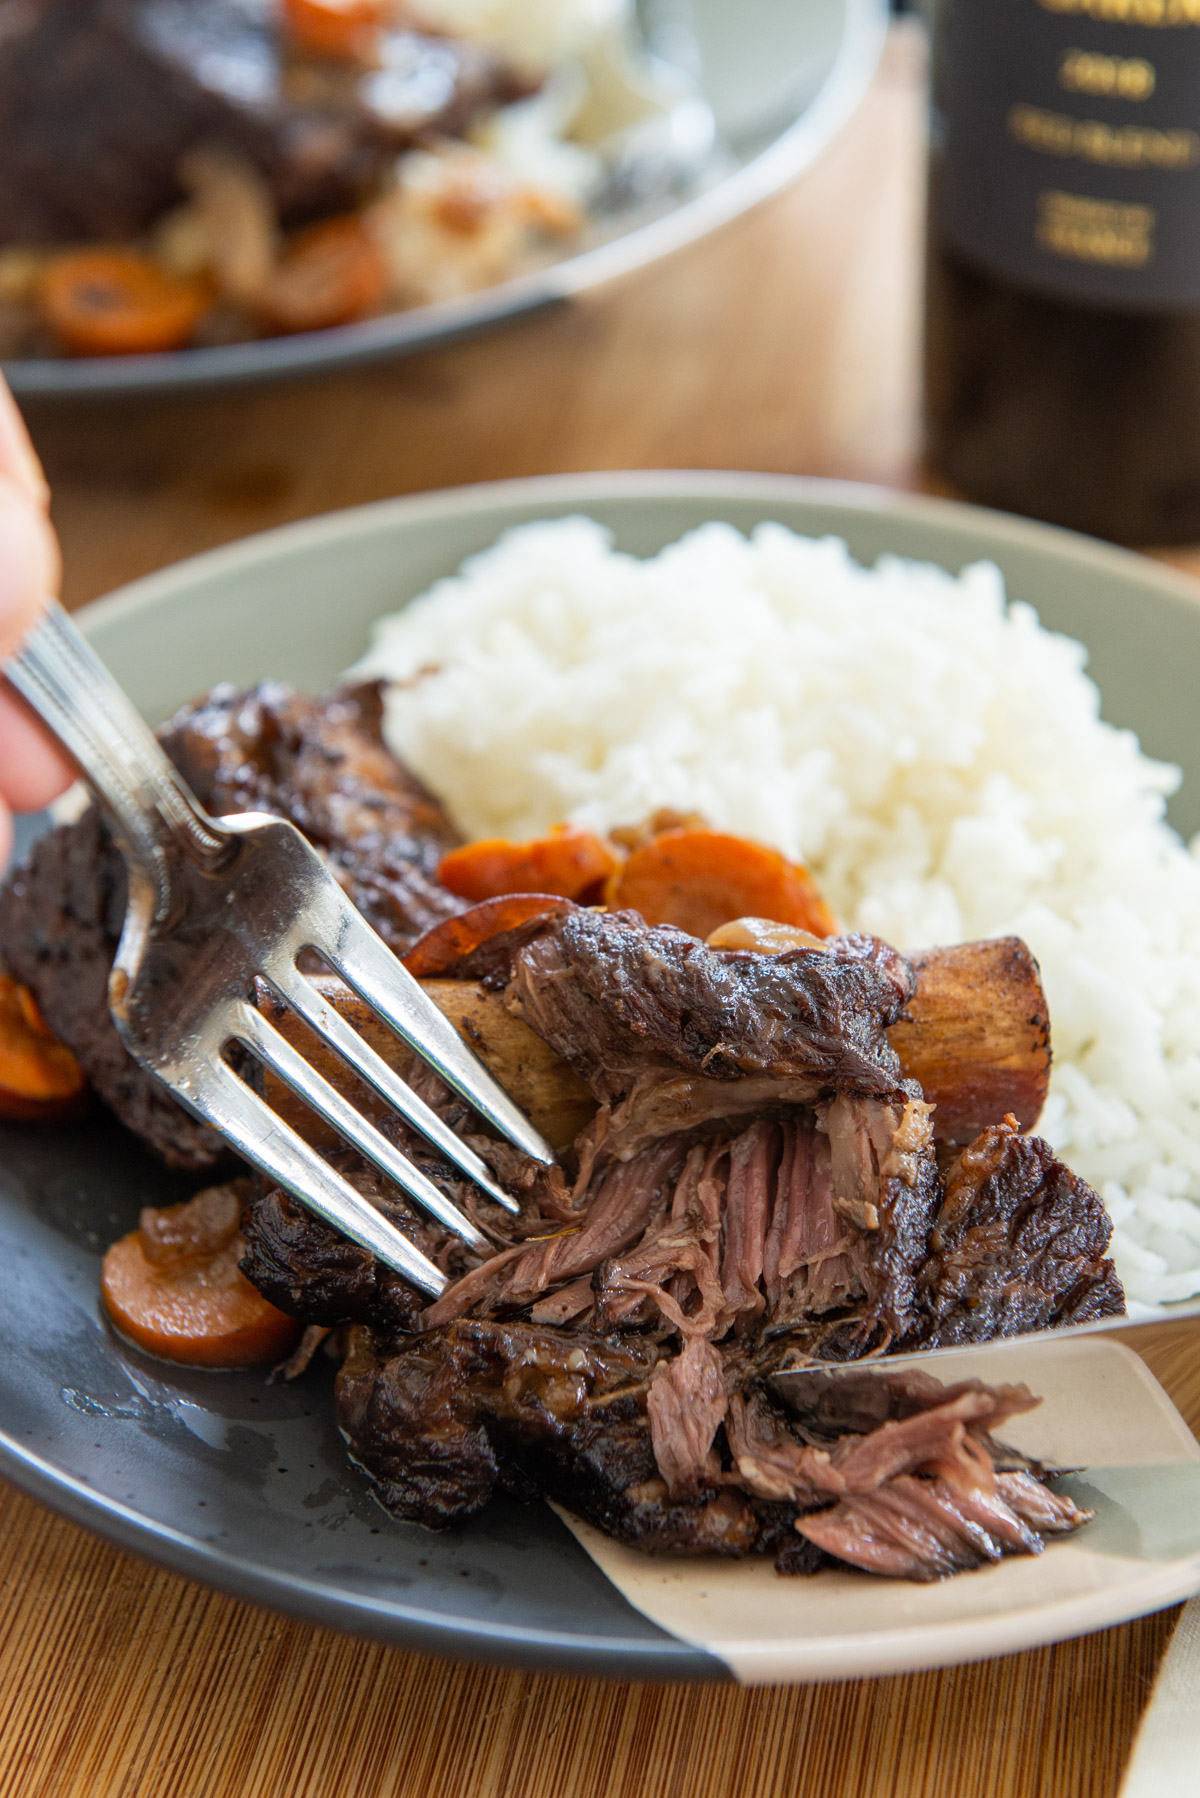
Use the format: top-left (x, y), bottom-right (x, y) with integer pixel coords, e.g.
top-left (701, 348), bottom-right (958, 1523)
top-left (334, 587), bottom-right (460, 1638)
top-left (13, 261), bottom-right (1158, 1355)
top-left (204, 884), bottom-right (553, 1297)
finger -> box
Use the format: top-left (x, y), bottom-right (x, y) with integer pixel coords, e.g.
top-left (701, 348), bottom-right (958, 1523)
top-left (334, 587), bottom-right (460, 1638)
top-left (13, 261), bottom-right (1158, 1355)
top-left (0, 381), bottom-right (48, 509)
top-left (0, 686), bottom-right (75, 812)
top-left (0, 478), bottom-right (59, 660)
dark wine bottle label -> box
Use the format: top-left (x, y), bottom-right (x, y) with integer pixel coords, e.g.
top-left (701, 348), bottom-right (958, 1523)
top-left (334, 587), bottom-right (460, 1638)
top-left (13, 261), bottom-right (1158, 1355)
top-left (932, 0), bottom-right (1200, 310)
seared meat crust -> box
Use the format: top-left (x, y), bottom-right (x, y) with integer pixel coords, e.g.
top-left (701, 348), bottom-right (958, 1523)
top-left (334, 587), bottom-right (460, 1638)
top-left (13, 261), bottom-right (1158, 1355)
top-left (243, 1171), bottom-right (462, 1338)
top-left (159, 681), bottom-right (464, 952)
top-left (901, 1118), bottom-right (1126, 1346)
top-left (0, 804), bottom-right (224, 1169)
top-left (508, 911), bottom-right (916, 1098)
top-left (0, 682), bottom-right (464, 1167)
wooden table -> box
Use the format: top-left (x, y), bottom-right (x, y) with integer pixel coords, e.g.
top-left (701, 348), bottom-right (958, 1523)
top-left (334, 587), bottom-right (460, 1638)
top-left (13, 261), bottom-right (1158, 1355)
top-left (6, 24), bottom-right (1199, 1797)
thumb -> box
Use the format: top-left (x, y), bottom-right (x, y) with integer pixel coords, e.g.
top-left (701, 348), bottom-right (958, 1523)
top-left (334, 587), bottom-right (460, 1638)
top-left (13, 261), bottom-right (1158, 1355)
top-left (0, 474), bottom-right (60, 662)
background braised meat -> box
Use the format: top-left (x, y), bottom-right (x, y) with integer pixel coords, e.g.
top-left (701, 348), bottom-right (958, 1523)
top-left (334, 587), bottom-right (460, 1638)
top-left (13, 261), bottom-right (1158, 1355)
top-left (0, 0), bottom-right (523, 245)
top-left (0, 682), bottom-right (465, 1167)
top-left (900, 1118), bottom-right (1126, 1346)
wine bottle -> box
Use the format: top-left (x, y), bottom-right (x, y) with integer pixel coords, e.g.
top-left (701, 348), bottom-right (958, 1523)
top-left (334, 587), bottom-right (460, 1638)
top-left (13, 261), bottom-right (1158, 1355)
top-left (924, 0), bottom-right (1200, 544)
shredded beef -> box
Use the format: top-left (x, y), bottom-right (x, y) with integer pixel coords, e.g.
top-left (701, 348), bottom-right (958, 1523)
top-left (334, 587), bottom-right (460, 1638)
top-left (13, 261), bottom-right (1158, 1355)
top-left (646, 1334), bottom-right (727, 1497)
top-left (234, 902), bottom-right (1116, 1577)
top-left (331, 1314), bottom-right (1092, 1575)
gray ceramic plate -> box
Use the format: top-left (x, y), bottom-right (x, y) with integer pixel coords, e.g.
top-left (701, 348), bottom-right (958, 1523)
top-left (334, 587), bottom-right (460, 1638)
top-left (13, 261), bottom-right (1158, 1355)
top-left (6, 471), bottom-right (1200, 1680)
top-left (2, 0), bottom-right (885, 400)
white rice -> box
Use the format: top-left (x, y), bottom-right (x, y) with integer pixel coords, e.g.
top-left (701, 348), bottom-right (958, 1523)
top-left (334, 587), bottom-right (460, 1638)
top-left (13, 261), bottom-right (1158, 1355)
top-left (354, 516), bottom-right (1200, 1313)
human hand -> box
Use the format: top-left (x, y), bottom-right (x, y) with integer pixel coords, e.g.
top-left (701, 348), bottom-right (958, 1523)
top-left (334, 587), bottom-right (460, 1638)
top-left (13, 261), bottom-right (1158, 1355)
top-left (0, 380), bottom-right (74, 871)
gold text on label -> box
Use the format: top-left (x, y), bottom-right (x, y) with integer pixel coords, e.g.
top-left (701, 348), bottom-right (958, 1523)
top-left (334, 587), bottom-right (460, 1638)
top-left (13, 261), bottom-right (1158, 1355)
top-left (1036, 189), bottom-right (1155, 264)
top-left (1041, 0), bottom-right (1200, 25)
top-left (1059, 48), bottom-right (1156, 96)
top-left (1009, 103), bottom-right (1200, 167)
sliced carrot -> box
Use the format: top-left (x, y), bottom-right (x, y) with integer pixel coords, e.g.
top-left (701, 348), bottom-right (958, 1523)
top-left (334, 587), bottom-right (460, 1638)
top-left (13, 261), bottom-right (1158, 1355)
top-left (608, 829), bottom-right (838, 942)
top-left (101, 1184), bottom-right (301, 1370)
top-left (0, 976), bottom-right (88, 1122)
top-left (256, 217), bottom-right (388, 334)
top-left (403, 895), bottom-right (575, 979)
top-left (40, 251), bottom-right (211, 356)
top-left (439, 826), bottom-right (621, 905)
top-left (281, 0), bottom-right (383, 59)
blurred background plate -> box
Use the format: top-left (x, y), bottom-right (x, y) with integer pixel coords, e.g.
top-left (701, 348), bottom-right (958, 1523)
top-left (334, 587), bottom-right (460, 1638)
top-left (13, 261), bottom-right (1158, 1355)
top-left (4, 471), bottom-right (1200, 1678)
top-left (1, 0), bottom-right (887, 400)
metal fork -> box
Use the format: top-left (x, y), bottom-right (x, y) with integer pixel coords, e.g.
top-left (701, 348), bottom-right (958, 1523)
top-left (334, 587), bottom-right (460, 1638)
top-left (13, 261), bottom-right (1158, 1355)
top-left (4, 601), bottom-right (555, 1299)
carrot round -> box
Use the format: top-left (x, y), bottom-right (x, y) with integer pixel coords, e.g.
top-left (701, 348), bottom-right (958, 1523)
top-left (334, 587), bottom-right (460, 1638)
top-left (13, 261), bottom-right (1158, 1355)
top-left (256, 217), bottom-right (388, 334)
top-left (41, 251), bottom-right (211, 356)
top-left (403, 895), bottom-right (575, 979)
top-left (439, 826), bottom-right (621, 905)
top-left (101, 1186), bottom-right (301, 1370)
top-left (281, 0), bottom-right (382, 59)
top-left (0, 975), bottom-right (88, 1122)
top-left (608, 829), bottom-right (838, 942)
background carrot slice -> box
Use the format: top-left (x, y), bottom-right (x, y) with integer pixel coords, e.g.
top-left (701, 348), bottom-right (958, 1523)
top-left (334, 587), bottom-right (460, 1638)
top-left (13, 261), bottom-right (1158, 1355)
top-left (438, 826), bottom-right (620, 904)
top-left (608, 828), bottom-right (838, 941)
top-left (101, 1186), bottom-right (301, 1370)
top-left (282, 0), bottom-right (382, 59)
top-left (0, 975), bottom-right (88, 1121)
top-left (41, 251), bottom-right (211, 356)
top-left (256, 217), bottom-right (388, 333)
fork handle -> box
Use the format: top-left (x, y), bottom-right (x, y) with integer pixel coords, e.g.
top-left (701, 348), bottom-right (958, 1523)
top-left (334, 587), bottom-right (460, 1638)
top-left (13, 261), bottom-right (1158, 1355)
top-left (5, 601), bottom-right (228, 907)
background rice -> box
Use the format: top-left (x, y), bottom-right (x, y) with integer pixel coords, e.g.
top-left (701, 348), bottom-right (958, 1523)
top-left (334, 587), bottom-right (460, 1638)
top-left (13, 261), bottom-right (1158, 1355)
top-left (355, 516), bottom-right (1200, 1313)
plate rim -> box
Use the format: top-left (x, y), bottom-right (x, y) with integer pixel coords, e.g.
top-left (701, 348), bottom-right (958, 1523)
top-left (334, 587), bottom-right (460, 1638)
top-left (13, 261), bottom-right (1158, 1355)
top-left (9, 466), bottom-right (1200, 1680)
top-left (74, 465), bottom-right (1200, 644)
top-left (0, 0), bottom-right (887, 400)
top-left (0, 1429), bottom-right (720, 1677)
